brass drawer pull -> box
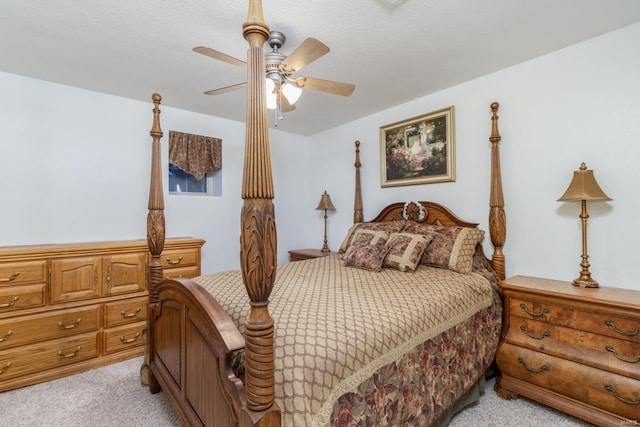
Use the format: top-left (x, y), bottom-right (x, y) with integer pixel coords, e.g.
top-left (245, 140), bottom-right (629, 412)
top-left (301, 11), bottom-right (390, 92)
top-left (0, 272), bottom-right (20, 283)
top-left (520, 325), bottom-right (550, 340)
top-left (604, 384), bottom-right (640, 405)
top-left (0, 296), bottom-right (19, 308)
top-left (120, 307), bottom-right (141, 319)
top-left (0, 331), bottom-right (13, 343)
top-left (57, 346), bottom-right (81, 359)
top-left (57, 318), bottom-right (82, 330)
top-left (519, 303), bottom-right (550, 317)
top-left (605, 345), bottom-right (640, 364)
top-left (0, 362), bottom-right (11, 374)
top-left (604, 320), bottom-right (640, 337)
top-left (120, 332), bottom-right (141, 344)
top-left (106, 265), bottom-right (111, 288)
top-left (166, 256), bottom-right (183, 265)
top-left (517, 357), bottom-right (549, 373)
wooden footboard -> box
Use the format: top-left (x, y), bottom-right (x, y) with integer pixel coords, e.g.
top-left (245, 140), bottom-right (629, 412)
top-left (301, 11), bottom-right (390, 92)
top-left (148, 278), bottom-right (280, 426)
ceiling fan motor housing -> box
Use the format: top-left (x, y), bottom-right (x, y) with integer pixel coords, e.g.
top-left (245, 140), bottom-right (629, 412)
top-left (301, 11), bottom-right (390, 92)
top-left (266, 31), bottom-right (287, 83)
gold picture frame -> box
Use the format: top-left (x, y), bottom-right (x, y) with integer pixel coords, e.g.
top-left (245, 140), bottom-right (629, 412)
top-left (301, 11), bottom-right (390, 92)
top-left (380, 106), bottom-right (455, 187)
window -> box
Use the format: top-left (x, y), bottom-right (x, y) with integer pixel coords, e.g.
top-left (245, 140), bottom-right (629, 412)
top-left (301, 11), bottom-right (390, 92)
top-left (168, 130), bottom-right (222, 196)
top-left (169, 164), bottom-right (221, 196)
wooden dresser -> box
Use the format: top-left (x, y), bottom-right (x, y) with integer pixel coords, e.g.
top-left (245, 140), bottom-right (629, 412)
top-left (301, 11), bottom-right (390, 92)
top-left (0, 237), bottom-right (204, 392)
top-left (495, 275), bottom-right (640, 426)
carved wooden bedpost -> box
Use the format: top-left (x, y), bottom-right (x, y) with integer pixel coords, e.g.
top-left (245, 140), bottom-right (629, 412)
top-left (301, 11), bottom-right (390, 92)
top-left (239, 0), bottom-right (281, 422)
top-left (142, 93), bottom-right (166, 387)
top-left (147, 93), bottom-right (166, 303)
top-left (488, 102), bottom-right (506, 280)
top-left (353, 140), bottom-right (364, 224)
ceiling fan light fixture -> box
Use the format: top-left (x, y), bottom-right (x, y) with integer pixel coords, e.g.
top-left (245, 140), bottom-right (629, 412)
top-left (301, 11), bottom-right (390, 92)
top-left (265, 78), bottom-right (277, 110)
top-left (282, 82), bottom-right (302, 105)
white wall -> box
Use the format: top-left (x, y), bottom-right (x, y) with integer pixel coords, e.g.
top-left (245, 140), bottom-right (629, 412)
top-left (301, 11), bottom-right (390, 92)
top-left (0, 72), bottom-right (310, 273)
top-left (3, 22), bottom-right (639, 290)
top-left (309, 22), bottom-right (640, 291)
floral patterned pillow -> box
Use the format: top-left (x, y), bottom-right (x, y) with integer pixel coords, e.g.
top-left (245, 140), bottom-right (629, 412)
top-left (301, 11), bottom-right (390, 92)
top-left (383, 233), bottom-right (433, 273)
top-left (425, 226), bottom-right (484, 274)
top-left (350, 229), bottom-right (390, 247)
top-left (339, 221), bottom-right (405, 254)
top-left (472, 251), bottom-right (500, 286)
top-left (342, 243), bottom-right (391, 272)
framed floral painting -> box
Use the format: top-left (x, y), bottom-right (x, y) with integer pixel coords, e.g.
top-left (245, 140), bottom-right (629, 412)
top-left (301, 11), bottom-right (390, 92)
top-left (380, 106), bottom-right (455, 187)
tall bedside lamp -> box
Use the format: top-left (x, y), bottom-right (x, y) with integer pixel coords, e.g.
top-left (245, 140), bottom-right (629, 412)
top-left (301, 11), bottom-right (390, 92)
top-left (558, 163), bottom-right (612, 288)
top-left (316, 191), bottom-right (336, 252)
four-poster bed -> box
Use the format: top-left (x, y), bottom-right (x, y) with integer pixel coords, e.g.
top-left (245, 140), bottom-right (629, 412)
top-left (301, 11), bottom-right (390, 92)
top-left (143, 1), bottom-right (507, 426)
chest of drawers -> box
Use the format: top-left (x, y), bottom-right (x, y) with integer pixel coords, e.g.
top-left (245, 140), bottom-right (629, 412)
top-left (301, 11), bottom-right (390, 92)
top-left (0, 237), bottom-right (204, 391)
top-left (495, 275), bottom-right (639, 426)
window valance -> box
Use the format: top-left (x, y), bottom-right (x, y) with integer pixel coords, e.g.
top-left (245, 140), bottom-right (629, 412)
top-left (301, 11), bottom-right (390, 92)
top-left (168, 130), bottom-right (222, 180)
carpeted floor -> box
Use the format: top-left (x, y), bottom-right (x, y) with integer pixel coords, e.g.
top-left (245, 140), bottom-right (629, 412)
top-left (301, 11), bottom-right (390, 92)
top-left (0, 356), bottom-right (593, 426)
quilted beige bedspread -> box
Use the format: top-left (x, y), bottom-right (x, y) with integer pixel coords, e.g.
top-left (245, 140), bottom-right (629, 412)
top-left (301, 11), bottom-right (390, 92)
top-left (195, 254), bottom-right (496, 426)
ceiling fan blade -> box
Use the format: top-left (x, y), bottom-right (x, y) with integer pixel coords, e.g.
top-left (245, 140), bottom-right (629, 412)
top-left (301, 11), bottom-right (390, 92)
top-left (193, 46), bottom-right (247, 69)
top-left (204, 82), bottom-right (247, 95)
top-left (281, 38), bottom-right (330, 73)
top-left (294, 77), bottom-right (355, 96)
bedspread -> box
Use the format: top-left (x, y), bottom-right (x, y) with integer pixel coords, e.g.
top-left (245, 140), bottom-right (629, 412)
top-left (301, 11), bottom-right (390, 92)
top-left (195, 254), bottom-right (500, 426)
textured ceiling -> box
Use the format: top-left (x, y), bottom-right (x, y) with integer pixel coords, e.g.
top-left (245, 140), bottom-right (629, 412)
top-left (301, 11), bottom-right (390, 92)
top-left (2, 0), bottom-right (640, 135)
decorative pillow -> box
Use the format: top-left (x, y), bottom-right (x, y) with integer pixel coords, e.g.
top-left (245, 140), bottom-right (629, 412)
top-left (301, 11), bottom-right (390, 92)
top-left (350, 229), bottom-right (390, 248)
top-left (401, 221), bottom-right (436, 236)
top-left (342, 243), bottom-right (390, 272)
top-left (420, 226), bottom-right (485, 274)
top-left (339, 221), bottom-right (406, 254)
top-left (383, 232), bottom-right (433, 273)
top-left (472, 252), bottom-right (500, 287)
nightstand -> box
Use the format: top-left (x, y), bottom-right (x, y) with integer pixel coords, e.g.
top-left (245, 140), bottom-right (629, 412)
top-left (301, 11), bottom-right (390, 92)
top-left (288, 248), bottom-right (333, 262)
top-left (495, 275), bottom-right (640, 426)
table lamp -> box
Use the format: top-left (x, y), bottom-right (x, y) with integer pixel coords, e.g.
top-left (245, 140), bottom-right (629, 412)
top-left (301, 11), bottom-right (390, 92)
top-left (316, 191), bottom-right (336, 252)
top-left (557, 163), bottom-right (612, 288)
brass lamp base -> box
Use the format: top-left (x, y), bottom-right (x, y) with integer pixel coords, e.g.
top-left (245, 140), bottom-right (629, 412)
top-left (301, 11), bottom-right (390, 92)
top-left (572, 276), bottom-right (599, 288)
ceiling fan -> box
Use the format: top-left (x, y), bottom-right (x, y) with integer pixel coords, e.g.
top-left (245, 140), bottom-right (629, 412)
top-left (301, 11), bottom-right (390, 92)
top-left (193, 31), bottom-right (355, 120)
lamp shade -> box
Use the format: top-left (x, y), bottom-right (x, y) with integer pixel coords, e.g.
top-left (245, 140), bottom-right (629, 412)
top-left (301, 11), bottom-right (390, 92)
top-left (316, 191), bottom-right (336, 211)
top-left (558, 163), bottom-right (612, 202)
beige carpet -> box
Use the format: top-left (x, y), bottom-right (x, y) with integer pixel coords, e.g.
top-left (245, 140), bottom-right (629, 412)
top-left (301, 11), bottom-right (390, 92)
top-left (0, 356), bottom-right (592, 426)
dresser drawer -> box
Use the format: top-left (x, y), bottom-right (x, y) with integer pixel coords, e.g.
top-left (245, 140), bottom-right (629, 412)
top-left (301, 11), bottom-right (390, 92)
top-left (498, 343), bottom-right (640, 420)
top-left (162, 266), bottom-right (199, 280)
top-left (103, 321), bottom-right (145, 354)
top-left (0, 284), bottom-right (46, 313)
top-left (0, 332), bottom-right (99, 381)
top-left (0, 261), bottom-right (47, 286)
top-left (509, 297), bottom-right (640, 344)
top-left (0, 305), bottom-right (100, 351)
top-left (506, 316), bottom-right (640, 380)
top-left (161, 249), bottom-right (199, 269)
top-left (104, 297), bottom-right (147, 328)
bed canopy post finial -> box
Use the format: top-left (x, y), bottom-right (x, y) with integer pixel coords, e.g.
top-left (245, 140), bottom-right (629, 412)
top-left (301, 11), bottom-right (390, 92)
top-left (238, 0), bottom-right (281, 421)
top-left (488, 102), bottom-right (506, 280)
top-left (354, 140), bottom-right (364, 224)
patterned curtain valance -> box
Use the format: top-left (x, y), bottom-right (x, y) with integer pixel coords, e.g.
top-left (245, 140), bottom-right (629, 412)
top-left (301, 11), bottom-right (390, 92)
top-left (168, 130), bottom-right (222, 180)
